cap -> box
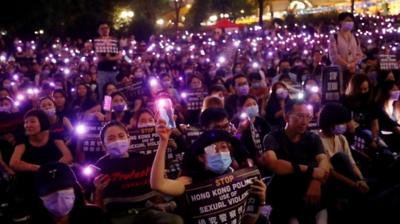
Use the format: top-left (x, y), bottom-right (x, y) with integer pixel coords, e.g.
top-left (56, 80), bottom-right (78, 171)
top-left (35, 162), bottom-right (77, 197)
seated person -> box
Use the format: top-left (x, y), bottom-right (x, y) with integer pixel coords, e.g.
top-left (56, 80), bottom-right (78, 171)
top-left (261, 100), bottom-right (330, 224)
top-left (150, 125), bottom-right (266, 224)
top-left (33, 162), bottom-right (111, 224)
top-left (93, 121), bottom-right (182, 224)
top-left (318, 103), bottom-right (369, 194)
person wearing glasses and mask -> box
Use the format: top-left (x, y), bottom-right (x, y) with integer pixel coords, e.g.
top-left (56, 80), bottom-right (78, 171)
top-left (261, 100), bottom-right (330, 224)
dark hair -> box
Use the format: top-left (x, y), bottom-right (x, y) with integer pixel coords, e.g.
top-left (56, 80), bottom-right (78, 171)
top-left (101, 82), bottom-right (116, 97)
top-left (132, 108), bottom-right (155, 127)
top-left (232, 74), bottom-right (247, 86)
top-left (345, 74), bottom-right (370, 96)
top-left (249, 72), bottom-right (262, 81)
top-left (52, 89), bottom-right (68, 99)
top-left (284, 99), bottom-right (306, 115)
top-left (100, 120), bottom-right (128, 144)
top-left (188, 74), bottom-right (203, 85)
top-left (209, 84), bottom-right (226, 94)
top-left (239, 95), bottom-right (258, 108)
top-left (279, 59), bottom-right (291, 67)
top-left (375, 80), bottom-right (397, 106)
top-left (39, 96), bottom-right (56, 106)
top-left (319, 103), bottom-right (351, 133)
top-left (24, 109), bottom-right (51, 132)
top-left (338, 12), bottom-right (354, 22)
top-left (200, 108), bottom-right (229, 128)
top-left (110, 91), bottom-right (127, 102)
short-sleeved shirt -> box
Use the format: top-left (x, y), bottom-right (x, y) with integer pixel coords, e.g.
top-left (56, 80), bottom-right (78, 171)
top-left (262, 129), bottom-right (325, 208)
top-left (263, 129), bottom-right (324, 166)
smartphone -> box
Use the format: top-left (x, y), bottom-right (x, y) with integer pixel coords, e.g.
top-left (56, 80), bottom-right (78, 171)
top-left (103, 95), bottom-right (112, 111)
top-left (156, 98), bottom-right (176, 129)
top-left (83, 164), bottom-right (102, 177)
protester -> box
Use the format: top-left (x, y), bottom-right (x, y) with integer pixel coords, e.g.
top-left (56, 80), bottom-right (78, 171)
top-left (262, 100), bottom-right (330, 223)
top-left (93, 121), bottom-right (183, 224)
top-left (34, 162), bottom-right (112, 224)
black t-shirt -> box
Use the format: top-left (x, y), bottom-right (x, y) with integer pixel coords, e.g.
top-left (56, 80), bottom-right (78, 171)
top-left (95, 152), bottom-right (157, 213)
top-left (262, 129), bottom-right (325, 207)
top-left (342, 95), bottom-right (379, 129)
top-left (263, 129), bottom-right (324, 165)
top-left (14, 133), bottom-right (63, 199)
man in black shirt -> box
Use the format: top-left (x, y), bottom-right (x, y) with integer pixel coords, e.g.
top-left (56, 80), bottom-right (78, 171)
top-left (95, 23), bottom-right (122, 99)
top-left (261, 100), bottom-right (330, 223)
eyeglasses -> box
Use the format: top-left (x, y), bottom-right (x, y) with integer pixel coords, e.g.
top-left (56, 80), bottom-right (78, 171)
top-left (291, 113), bottom-right (313, 121)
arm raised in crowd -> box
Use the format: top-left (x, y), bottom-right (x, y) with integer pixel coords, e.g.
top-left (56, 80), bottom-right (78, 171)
top-left (150, 119), bottom-right (192, 197)
top-left (10, 144), bottom-right (41, 172)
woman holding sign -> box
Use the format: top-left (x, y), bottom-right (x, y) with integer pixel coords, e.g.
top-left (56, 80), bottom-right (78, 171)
top-left (93, 121), bottom-right (183, 224)
top-left (151, 121), bottom-right (266, 224)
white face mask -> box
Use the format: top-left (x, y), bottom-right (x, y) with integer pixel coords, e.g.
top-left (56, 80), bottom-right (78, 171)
top-left (106, 139), bottom-right (130, 158)
top-left (44, 108), bottom-right (57, 117)
top-left (41, 188), bottom-right (75, 217)
top-left (137, 122), bottom-right (156, 128)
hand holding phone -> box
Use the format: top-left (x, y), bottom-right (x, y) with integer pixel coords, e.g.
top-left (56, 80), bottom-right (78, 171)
top-left (103, 95), bottom-right (112, 112)
top-left (156, 98), bottom-right (176, 129)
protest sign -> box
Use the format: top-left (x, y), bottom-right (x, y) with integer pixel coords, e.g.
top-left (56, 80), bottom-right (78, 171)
top-left (79, 121), bottom-right (105, 163)
top-left (321, 66), bottom-right (342, 104)
top-left (379, 54), bottom-right (399, 70)
top-left (185, 168), bottom-right (261, 224)
top-left (182, 125), bottom-right (203, 146)
top-left (97, 153), bottom-right (157, 205)
top-left (94, 38), bottom-right (119, 54)
top-left (128, 127), bottom-right (184, 179)
top-left (185, 89), bottom-right (208, 111)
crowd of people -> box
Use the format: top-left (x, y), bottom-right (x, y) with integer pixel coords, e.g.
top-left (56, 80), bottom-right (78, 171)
top-left (0, 11), bottom-right (400, 224)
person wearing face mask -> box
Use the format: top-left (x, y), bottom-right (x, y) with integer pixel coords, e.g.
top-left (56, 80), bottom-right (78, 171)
top-left (319, 103), bottom-right (369, 196)
top-left (33, 162), bottom-right (111, 224)
top-left (329, 12), bottom-right (363, 86)
top-left (39, 97), bottom-right (73, 145)
top-left (184, 75), bottom-right (208, 125)
top-left (150, 123), bottom-right (266, 224)
top-left (133, 109), bottom-right (156, 129)
top-left (93, 121), bottom-right (183, 224)
top-left (249, 72), bottom-right (269, 110)
top-left (9, 109), bottom-right (73, 220)
top-left (374, 81), bottom-right (400, 151)
top-left (225, 74), bottom-right (250, 119)
top-left (271, 59), bottom-right (298, 85)
top-left (233, 95), bottom-right (271, 175)
top-left (265, 82), bottom-right (290, 130)
top-left (110, 92), bottom-right (132, 125)
top-left (342, 74), bottom-right (382, 151)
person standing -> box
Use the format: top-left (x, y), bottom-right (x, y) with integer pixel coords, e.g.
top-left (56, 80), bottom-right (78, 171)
top-left (95, 23), bottom-right (122, 99)
top-left (329, 12), bottom-right (364, 86)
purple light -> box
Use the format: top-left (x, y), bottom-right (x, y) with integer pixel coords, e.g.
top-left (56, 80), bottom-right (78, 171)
top-left (240, 112), bottom-right (248, 120)
top-left (16, 94), bottom-right (24, 101)
top-left (310, 86), bottom-right (319, 93)
top-left (149, 78), bottom-right (158, 87)
top-left (13, 74), bottom-right (19, 81)
top-left (76, 124), bottom-right (87, 135)
top-left (181, 92), bottom-right (187, 98)
top-left (83, 166), bottom-right (94, 176)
